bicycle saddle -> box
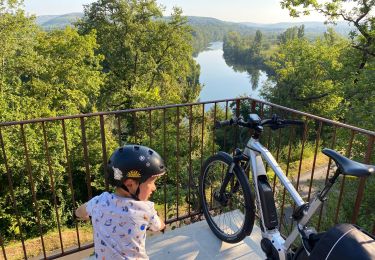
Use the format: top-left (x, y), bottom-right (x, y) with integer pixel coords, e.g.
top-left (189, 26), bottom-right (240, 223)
top-left (322, 148), bottom-right (374, 177)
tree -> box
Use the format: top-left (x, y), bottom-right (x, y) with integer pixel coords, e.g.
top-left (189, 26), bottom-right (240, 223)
top-left (0, 1), bottom-right (115, 243)
top-left (277, 0), bottom-right (374, 131)
top-left (298, 24), bottom-right (305, 38)
top-left (0, 0), bottom-right (38, 122)
top-left (77, 0), bottom-right (201, 110)
top-left (277, 25), bottom-right (304, 44)
top-left (324, 27), bottom-right (343, 44)
top-left (252, 30), bottom-right (263, 57)
top-left (280, 0), bottom-right (375, 70)
top-left (33, 27), bottom-right (104, 115)
top-left (262, 37), bottom-right (346, 118)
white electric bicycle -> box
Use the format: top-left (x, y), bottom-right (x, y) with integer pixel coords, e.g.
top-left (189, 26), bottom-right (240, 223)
top-left (199, 114), bottom-right (375, 259)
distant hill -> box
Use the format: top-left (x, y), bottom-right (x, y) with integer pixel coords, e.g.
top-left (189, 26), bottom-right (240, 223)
top-left (35, 13), bottom-right (352, 36)
top-left (239, 21), bottom-right (353, 35)
top-left (35, 15), bottom-right (59, 25)
top-left (36, 13), bottom-right (83, 30)
top-left (186, 16), bottom-right (250, 30)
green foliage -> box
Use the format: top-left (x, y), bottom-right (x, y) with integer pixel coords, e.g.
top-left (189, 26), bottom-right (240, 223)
top-left (77, 0), bottom-right (201, 110)
top-left (279, 141), bottom-right (315, 163)
top-left (262, 37), bottom-right (347, 118)
top-left (221, 31), bottom-right (270, 89)
top-left (0, 0), bottom-right (208, 248)
top-left (186, 17), bottom-right (257, 55)
top-left (0, 0), bottom-right (373, 253)
top-left (223, 31), bottom-right (265, 65)
top-left (277, 25), bottom-right (304, 44)
top-left (0, 16), bottom-right (104, 121)
top-left (280, 0), bottom-right (375, 77)
top-left (265, 0), bottom-right (375, 134)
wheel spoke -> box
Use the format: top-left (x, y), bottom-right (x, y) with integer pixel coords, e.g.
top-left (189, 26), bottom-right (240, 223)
top-left (201, 159), bottom-right (247, 237)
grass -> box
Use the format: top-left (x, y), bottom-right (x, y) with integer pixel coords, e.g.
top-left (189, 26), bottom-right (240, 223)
top-left (2, 225), bottom-right (93, 260)
top-left (268, 152), bottom-right (330, 181)
top-left (285, 152), bottom-right (329, 177)
top-left (1, 205), bottom-right (195, 259)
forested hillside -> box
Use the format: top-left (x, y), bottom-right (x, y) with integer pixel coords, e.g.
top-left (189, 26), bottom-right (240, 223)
top-left (35, 12), bottom-right (352, 55)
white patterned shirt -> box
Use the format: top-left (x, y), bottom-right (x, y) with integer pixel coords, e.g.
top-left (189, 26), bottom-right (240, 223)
top-left (86, 192), bottom-right (162, 260)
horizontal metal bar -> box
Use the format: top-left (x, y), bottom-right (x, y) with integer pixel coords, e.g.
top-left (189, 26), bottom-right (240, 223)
top-left (249, 98), bottom-right (375, 136)
top-left (1, 97), bottom-right (373, 137)
top-left (165, 211), bottom-right (202, 225)
top-left (0, 98), bottom-right (249, 127)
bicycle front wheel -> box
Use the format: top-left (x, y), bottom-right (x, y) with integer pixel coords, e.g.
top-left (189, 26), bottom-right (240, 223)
top-left (199, 152), bottom-right (255, 243)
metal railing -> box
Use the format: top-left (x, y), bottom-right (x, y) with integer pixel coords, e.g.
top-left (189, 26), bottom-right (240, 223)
top-left (0, 97), bottom-right (373, 259)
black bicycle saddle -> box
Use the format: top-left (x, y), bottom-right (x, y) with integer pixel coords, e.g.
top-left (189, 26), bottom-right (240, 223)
top-left (322, 148), bottom-right (374, 177)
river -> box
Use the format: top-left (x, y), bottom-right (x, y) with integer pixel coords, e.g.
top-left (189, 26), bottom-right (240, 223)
top-left (196, 42), bottom-right (268, 102)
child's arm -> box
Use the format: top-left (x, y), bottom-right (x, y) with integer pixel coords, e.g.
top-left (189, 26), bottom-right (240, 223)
top-left (148, 207), bottom-right (166, 232)
top-left (75, 203), bottom-right (90, 221)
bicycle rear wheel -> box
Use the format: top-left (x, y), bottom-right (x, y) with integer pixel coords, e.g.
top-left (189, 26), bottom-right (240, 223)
top-left (199, 152), bottom-right (255, 243)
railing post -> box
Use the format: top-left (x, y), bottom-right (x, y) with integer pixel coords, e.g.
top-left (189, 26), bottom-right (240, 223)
top-left (163, 108), bottom-right (167, 224)
top-left (235, 99), bottom-right (241, 148)
top-left (251, 99), bottom-right (256, 113)
top-left (334, 130), bottom-right (355, 224)
top-left (21, 124), bottom-right (46, 258)
top-left (0, 233), bottom-right (6, 260)
top-left (188, 105), bottom-right (193, 215)
top-left (0, 128), bottom-right (27, 259)
top-left (176, 107), bottom-right (180, 220)
top-left (307, 121), bottom-right (322, 201)
top-left (42, 122), bottom-right (64, 254)
top-left (62, 119), bottom-right (81, 248)
top-left (80, 117), bottom-right (92, 200)
top-left (351, 135), bottom-right (374, 224)
top-left (200, 104), bottom-right (205, 168)
top-left (99, 115), bottom-right (109, 190)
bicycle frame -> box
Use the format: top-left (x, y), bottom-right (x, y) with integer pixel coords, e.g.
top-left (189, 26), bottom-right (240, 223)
top-left (242, 136), bottom-right (326, 260)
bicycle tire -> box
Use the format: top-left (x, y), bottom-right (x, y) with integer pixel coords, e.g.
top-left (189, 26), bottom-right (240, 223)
top-left (199, 152), bottom-right (255, 243)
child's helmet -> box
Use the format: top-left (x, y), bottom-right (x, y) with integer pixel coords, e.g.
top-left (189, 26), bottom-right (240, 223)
top-left (107, 145), bottom-right (165, 188)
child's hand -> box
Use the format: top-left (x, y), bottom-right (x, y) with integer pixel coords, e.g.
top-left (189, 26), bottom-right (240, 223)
top-left (160, 225), bottom-right (166, 234)
top-left (75, 203), bottom-right (90, 221)
top-left (159, 218), bottom-right (166, 232)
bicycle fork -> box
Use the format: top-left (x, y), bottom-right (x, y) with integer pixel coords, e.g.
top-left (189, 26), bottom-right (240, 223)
top-left (216, 149), bottom-right (245, 206)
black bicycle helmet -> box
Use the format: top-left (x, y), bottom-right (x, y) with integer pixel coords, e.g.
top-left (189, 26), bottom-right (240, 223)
top-left (107, 145), bottom-right (165, 199)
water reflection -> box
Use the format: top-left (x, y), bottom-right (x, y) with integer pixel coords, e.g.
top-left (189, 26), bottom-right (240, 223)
top-left (228, 63), bottom-right (261, 91)
top-left (223, 50), bottom-right (269, 91)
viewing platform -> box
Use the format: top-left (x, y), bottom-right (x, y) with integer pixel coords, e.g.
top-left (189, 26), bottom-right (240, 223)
top-left (68, 211), bottom-right (265, 260)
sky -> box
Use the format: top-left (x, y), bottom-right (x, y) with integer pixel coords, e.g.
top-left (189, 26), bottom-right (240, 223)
top-left (23, 0), bottom-right (326, 23)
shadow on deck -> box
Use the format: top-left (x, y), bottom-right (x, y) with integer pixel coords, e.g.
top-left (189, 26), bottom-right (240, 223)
top-left (66, 211), bottom-right (265, 260)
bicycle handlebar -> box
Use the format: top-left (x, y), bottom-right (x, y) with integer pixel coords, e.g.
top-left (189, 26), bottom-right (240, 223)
top-left (215, 114), bottom-right (304, 131)
top-left (214, 119), bottom-right (234, 128)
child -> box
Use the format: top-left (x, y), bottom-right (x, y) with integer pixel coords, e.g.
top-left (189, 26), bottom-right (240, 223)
top-left (76, 145), bottom-right (166, 260)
